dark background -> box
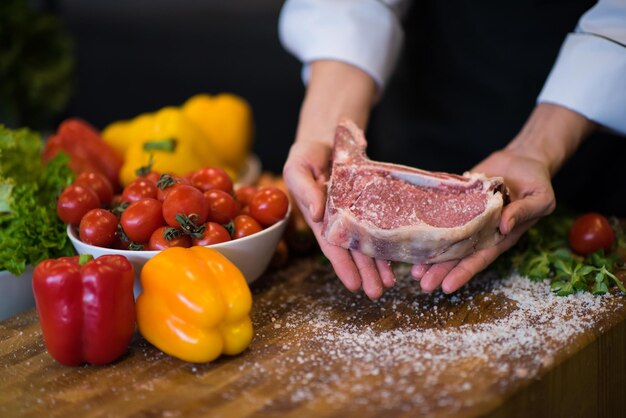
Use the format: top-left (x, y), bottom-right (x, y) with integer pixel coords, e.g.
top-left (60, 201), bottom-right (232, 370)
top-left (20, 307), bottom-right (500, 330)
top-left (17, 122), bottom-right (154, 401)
top-left (56, 0), bottom-right (303, 174)
top-left (15, 0), bottom-right (626, 216)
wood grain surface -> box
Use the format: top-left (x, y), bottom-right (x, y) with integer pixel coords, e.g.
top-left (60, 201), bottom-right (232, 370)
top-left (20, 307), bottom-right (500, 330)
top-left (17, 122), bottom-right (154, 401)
top-left (1, 257), bottom-right (625, 418)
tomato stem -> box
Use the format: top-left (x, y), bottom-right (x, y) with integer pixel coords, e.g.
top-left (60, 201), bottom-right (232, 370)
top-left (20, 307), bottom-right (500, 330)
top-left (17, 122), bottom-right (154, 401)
top-left (156, 174), bottom-right (181, 190)
top-left (224, 220), bottom-right (235, 238)
top-left (128, 242), bottom-right (144, 251)
top-left (176, 213), bottom-right (205, 239)
top-left (135, 154), bottom-right (155, 177)
top-left (163, 227), bottom-right (183, 241)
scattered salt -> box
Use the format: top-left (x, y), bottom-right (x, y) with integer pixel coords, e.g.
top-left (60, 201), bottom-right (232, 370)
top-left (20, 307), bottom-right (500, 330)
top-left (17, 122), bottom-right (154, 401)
top-left (244, 263), bottom-right (624, 415)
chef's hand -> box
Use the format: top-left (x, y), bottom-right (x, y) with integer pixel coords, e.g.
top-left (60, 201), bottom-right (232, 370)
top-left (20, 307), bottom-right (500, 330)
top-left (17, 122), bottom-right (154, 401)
top-left (283, 60), bottom-right (394, 300)
top-left (411, 103), bottom-right (595, 293)
top-left (283, 139), bottom-right (396, 300)
top-left (411, 149), bottom-right (554, 293)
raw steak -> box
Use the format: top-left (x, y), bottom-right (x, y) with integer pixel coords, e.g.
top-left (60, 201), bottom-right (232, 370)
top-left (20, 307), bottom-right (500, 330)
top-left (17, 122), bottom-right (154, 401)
top-left (322, 119), bottom-right (509, 264)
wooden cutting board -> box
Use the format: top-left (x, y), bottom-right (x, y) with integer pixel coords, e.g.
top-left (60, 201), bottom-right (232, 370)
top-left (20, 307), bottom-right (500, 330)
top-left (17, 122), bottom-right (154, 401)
top-left (0, 257), bottom-right (624, 417)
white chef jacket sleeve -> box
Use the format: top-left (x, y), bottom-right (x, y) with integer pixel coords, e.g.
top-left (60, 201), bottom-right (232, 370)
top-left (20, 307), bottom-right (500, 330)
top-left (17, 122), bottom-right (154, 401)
top-left (278, 0), bottom-right (409, 90)
top-left (537, 0), bottom-right (626, 135)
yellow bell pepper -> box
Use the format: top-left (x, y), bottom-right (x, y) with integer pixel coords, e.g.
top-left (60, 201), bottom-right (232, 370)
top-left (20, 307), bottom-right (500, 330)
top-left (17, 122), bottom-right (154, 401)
top-left (118, 107), bottom-right (223, 186)
top-left (102, 113), bottom-right (155, 159)
top-left (182, 93), bottom-right (254, 172)
top-left (136, 246), bottom-right (253, 363)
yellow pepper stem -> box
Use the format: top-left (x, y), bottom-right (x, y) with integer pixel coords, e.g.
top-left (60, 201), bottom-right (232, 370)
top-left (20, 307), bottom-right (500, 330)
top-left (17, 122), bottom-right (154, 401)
top-left (143, 138), bottom-right (178, 152)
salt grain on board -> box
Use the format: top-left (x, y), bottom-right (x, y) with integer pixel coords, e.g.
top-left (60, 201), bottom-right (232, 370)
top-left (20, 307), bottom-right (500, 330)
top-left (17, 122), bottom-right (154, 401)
top-left (236, 262), bottom-right (624, 416)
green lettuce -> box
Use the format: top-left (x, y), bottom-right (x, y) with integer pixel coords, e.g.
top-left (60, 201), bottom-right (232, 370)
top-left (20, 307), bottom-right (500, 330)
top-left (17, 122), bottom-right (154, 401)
top-left (0, 125), bottom-right (75, 275)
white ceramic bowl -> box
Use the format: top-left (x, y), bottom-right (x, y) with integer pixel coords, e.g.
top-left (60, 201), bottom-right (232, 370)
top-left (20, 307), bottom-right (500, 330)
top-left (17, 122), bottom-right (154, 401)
top-left (0, 268), bottom-right (35, 321)
top-left (67, 206), bottom-right (290, 290)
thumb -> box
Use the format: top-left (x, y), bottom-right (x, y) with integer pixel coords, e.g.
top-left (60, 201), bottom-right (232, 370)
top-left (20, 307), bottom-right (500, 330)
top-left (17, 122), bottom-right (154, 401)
top-left (283, 163), bottom-right (327, 223)
top-left (500, 191), bottom-right (555, 235)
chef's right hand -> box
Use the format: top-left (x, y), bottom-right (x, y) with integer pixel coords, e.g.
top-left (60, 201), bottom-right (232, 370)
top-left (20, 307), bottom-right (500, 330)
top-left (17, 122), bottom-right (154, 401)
top-left (283, 139), bottom-right (396, 300)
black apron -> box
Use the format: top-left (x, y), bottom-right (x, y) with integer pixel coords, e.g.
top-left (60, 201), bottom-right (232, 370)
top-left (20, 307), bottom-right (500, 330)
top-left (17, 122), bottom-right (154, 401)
top-left (368, 0), bottom-right (626, 216)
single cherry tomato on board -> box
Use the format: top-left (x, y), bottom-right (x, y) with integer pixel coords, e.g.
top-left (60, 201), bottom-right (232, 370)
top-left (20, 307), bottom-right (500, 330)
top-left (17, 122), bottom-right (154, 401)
top-left (73, 171), bottom-right (114, 206)
top-left (249, 187), bottom-right (289, 227)
top-left (192, 222), bottom-right (232, 246)
top-left (56, 184), bottom-right (101, 225)
top-left (122, 178), bottom-right (158, 203)
top-left (79, 209), bottom-right (119, 247)
top-left (204, 189), bottom-right (239, 224)
top-left (148, 226), bottom-right (192, 250)
top-left (189, 167), bottom-right (233, 194)
top-left (233, 215), bottom-right (263, 239)
top-left (568, 213), bottom-right (616, 256)
top-left (162, 184), bottom-right (209, 228)
top-left (120, 198), bottom-right (165, 244)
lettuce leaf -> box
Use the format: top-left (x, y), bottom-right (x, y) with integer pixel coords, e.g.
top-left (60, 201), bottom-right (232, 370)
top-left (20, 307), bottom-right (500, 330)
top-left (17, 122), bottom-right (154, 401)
top-left (0, 125), bottom-right (75, 275)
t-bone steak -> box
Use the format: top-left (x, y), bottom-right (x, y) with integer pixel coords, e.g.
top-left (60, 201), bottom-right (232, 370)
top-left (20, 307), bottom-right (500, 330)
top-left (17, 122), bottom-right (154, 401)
top-left (322, 119), bottom-right (509, 264)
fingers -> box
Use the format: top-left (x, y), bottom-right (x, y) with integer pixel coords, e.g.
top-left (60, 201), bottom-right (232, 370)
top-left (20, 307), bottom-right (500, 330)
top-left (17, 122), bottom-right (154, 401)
top-left (283, 161), bottom-right (327, 223)
top-left (411, 264), bottom-right (429, 280)
top-left (282, 143), bottom-right (397, 299)
top-left (309, 217), bottom-right (392, 299)
top-left (352, 252), bottom-right (384, 299)
top-left (441, 219), bottom-right (535, 293)
top-left (321, 243), bottom-right (363, 293)
top-left (323, 245), bottom-right (393, 299)
top-left (376, 259), bottom-right (396, 288)
top-left (500, 186), bottom-right (555, 235)
top-left (419, 260), bottom-right (459, 293)
top-left (307, 218), bottom-right (362, 292)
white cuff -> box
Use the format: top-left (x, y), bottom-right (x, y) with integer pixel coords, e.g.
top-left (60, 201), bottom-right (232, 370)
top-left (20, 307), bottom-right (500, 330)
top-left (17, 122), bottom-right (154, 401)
top-left (537, 33), bottom-right (626, 135)
top-left (278, 0), bottom-right (404, 90)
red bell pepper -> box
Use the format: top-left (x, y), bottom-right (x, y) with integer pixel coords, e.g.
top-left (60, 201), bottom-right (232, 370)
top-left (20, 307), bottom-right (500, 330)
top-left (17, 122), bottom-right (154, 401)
top-left (42, 118), bottom-right (123, 190)
top-left (32, 254), bottom-right (136, 366)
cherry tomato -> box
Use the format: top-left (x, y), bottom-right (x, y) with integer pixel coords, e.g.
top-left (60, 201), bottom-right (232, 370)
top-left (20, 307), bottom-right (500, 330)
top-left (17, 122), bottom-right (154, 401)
top-left (148, 226), bottom-right (191, 250)
top-left (189, 167), bottom-right (233, 193)
top-left (183, 171), bottom-right (194, 182)
top-left (204, 189), bottom-right (238, 224)
top-left (249, 187), bottom-right (289, 226)
top-left (569, 213), bottom-right (615, 255)
top-left (162, 184), bottom-right (209, 228)
top-left (156, 174), bottom-right (190, 201)
top-left (192, 222), bottom-right (232, 246)
top-left (234, 185), bottom-right (257, 207)
top-left (139, 170), bottom-right (161, 184)
top-left (122, 178), bottom-right (158, 203)
top-left (233, 215), bottom-right (263, 239)
top-left (112, 233), bottom-right (132, 250)
top-left (111, 194), bottom-right (123, 206)
top-left (120, 198), bottom-right (165, 243)
top-left (73, 171), bottom-right (114, 206)
top-left (79, 209), bottom-right (118, 247)
top-left (56, 184), bottom-right (101, 225)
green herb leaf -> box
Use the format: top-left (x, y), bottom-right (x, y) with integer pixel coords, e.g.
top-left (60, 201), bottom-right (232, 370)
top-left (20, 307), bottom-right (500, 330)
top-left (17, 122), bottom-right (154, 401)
top-left (0, 125), bottom-right (75, 275)
top-left (592, 281), bottom-right (609, 295)
top-left (495, 211), bottom-right (626, 297)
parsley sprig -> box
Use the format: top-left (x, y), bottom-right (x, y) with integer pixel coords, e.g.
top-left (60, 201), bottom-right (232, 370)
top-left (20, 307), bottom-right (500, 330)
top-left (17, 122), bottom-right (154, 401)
top-left (496, 213), bottom-right (626, 296)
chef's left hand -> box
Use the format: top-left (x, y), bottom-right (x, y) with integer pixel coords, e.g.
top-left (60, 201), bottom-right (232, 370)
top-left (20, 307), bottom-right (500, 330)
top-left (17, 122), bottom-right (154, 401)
top-left (410, 148), bottom-right (556, 293)
top-left (410, 103), bottom-right (595, 293)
